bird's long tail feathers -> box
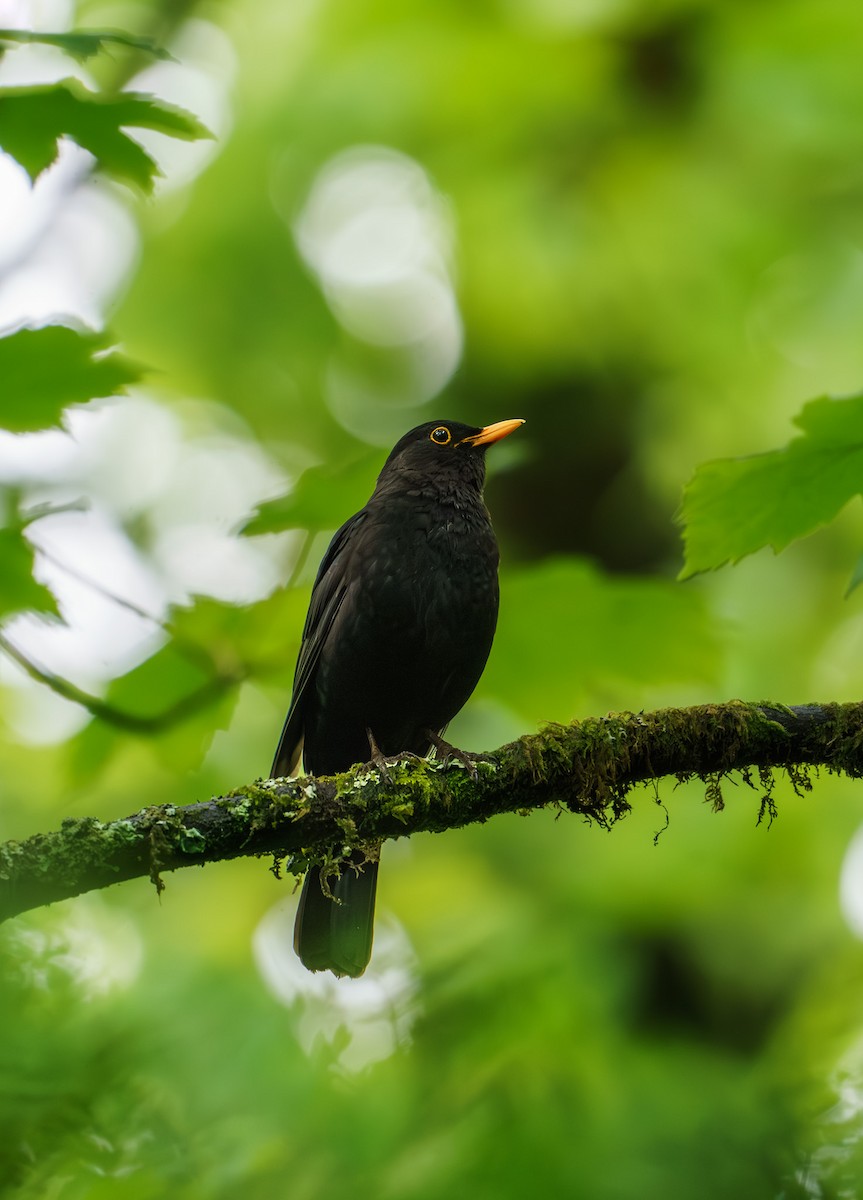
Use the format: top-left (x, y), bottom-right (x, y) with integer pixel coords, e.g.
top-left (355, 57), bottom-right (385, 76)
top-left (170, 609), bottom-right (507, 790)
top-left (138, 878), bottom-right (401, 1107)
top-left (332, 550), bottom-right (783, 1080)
top-left (293, 851), bottom-right (379, 978)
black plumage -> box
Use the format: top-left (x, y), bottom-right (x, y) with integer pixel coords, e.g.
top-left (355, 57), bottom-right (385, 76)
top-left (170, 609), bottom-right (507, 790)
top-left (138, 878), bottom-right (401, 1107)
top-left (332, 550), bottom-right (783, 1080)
top-left (271, 418), bottom-right (523, 977)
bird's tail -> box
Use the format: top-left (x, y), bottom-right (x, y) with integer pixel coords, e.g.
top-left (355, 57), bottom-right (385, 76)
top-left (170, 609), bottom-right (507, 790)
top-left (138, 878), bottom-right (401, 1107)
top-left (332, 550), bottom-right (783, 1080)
top-left (293, 851), bottom-right (379, 978)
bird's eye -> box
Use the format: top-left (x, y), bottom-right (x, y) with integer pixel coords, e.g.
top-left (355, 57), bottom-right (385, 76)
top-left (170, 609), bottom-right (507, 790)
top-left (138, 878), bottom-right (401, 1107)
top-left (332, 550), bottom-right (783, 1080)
top-left (430, 426), bottom-right (451, 445)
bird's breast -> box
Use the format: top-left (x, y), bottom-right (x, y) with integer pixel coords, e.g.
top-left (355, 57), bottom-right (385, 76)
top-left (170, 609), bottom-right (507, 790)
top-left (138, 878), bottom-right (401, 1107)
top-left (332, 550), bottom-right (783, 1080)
top-left (364, 503), bottom-right (497, 619)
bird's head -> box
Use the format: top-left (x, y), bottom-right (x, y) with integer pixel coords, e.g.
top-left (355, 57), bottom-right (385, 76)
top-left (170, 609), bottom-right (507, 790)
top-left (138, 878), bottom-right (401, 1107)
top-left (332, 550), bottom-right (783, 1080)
top-left (376, 419), bottom-right (524, 493)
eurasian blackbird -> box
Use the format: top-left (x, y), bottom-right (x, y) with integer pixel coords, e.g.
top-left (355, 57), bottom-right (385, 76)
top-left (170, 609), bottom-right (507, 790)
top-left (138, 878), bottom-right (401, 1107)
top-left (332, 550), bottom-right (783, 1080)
top-left (271, 417), bottom-right (524, 977)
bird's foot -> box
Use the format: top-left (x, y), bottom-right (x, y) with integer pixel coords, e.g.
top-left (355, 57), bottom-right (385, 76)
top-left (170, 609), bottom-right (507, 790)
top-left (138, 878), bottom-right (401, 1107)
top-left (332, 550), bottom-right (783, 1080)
top-left (423, 729), bottom-right (486, 781)
top-left (364, 727), bottom-right (422, 784)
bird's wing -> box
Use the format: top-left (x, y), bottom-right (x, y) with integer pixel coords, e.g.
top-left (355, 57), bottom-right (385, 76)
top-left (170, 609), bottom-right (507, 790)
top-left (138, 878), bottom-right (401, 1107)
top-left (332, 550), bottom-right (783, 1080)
top-left (270, 510), bottom-right (367, 778)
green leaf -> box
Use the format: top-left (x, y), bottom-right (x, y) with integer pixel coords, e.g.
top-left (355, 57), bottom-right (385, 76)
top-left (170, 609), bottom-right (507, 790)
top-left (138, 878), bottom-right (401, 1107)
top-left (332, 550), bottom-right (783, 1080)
top-left (0, 326), bottom-right (143, 432)
top-left (679, 392), bottom-right (863, 579)
top-left (64, 589), bottom-right (311, 778)
top-left (0, 28), bottom-right (174, 63)
top-left (67, 639), bottom-right (239, 779)
top-left (0, 78), bottom-right (211, 191)
top-left (0, 495), bottom-right (59, 619)
top-left (241, 453), bottom-right (381, 536)
top-left (0, 529), bottom-right (57, 619)
top-left (102, 643), bottom-right (215, 720)
top-left (168, 590), bottom-right (310, 677)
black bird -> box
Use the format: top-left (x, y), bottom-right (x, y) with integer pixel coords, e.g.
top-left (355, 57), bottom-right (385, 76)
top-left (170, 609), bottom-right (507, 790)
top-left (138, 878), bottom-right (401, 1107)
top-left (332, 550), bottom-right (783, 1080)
top-left (271, 417), bottom-right (524, 977)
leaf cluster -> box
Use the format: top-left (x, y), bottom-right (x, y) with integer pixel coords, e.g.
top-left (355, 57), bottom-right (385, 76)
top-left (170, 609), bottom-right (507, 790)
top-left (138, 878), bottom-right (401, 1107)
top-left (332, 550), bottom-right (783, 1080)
top-left (0, 27), bottom-right (207, 191)
top-left (0, 25), bottom-right (207, 632)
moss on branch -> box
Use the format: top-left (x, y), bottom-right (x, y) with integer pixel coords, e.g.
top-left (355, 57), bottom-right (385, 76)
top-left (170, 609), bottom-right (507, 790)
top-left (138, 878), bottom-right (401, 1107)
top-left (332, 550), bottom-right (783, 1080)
top-left (1, 699), bottom-right (861, 923)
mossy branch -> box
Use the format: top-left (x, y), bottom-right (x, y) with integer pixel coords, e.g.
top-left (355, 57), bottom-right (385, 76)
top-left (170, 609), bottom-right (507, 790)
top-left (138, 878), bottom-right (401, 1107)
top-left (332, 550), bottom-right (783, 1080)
top-left (1, 699), bottom-right (862, 924)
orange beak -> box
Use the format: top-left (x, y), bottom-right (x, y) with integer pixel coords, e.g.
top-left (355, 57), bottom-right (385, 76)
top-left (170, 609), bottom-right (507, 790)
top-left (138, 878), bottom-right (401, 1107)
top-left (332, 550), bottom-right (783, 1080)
top-left (460, 418), bottom-right (525, 448)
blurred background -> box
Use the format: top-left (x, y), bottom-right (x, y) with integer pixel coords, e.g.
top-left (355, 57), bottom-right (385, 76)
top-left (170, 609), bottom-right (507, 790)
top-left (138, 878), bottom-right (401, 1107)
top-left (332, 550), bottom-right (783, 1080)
top-left (3, 0), bottom-right (863, 1195)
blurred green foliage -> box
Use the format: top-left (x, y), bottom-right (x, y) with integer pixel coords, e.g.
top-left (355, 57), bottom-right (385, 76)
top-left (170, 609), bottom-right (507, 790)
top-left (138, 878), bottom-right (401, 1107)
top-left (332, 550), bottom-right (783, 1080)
top-left (3, 0), bottom-right (863, 1196)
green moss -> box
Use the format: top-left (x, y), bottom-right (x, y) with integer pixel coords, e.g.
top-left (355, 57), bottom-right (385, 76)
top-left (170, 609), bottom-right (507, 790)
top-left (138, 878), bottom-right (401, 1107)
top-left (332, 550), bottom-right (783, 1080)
top-left (785, 763), bottom-right (813, 796)
top-left (6, 699), bottom-right (863, 924)
top-left (0, 814), bottom-right (142, 888)
top-left (704, 775), bottom-right (724, 813)
top-left (143, 808), bottom-right (203, 893)
top-left (215, 779), bottom-right (318, 847)
top-left (490, 701), bottom-right (813, 832)
top-left (828, 702), bottom-right (863, 776)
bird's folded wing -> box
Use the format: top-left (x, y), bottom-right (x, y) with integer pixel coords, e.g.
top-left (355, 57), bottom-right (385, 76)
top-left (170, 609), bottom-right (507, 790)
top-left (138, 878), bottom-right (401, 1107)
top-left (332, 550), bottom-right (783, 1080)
top-left (270, 510), bottom-right (368, 778)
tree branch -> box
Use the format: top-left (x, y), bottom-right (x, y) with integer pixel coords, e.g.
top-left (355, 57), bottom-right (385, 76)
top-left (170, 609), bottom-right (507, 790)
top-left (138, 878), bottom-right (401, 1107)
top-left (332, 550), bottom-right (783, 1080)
top-left (2, 700), bottom-right (862, 924)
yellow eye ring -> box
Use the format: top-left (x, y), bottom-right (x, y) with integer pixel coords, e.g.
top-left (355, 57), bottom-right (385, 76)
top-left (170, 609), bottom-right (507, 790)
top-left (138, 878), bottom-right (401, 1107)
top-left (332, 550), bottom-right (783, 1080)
top-left (430, 426), bottom-right (451, 445)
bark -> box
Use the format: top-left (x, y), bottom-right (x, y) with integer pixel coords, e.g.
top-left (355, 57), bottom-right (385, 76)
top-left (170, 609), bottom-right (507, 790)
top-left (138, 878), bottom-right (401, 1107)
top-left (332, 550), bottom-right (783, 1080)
top-left (1, 700), bottom-right (861, 924)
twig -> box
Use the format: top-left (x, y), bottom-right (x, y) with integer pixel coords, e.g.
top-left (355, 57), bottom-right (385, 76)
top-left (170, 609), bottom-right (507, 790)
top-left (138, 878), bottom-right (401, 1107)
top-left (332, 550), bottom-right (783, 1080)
top-left (0, 630), bottom-right (243, 732)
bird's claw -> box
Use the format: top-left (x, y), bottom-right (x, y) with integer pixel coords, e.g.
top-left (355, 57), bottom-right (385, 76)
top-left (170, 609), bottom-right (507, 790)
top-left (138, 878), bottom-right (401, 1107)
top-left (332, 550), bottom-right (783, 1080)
top-left (424, 729), bottom-right (484, 781)
top-left (364, 727), bottom-right (485, 783)
top-left (364, 727), bottom-right (422, 783)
